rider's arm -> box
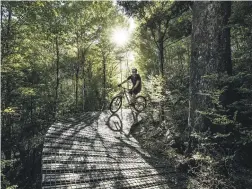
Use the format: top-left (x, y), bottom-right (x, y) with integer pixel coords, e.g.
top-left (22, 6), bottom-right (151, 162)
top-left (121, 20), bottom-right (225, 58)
top-left (133, 80), bottom-right (140, 90)
top-left (119, 79), bottom-right (128, 86)
top-left (119, 76), bottom-right (131, 86)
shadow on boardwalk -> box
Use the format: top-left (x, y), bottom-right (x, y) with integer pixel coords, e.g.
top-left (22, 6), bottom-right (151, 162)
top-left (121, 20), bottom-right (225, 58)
top-left (42, 109), bottom-right (188, 189)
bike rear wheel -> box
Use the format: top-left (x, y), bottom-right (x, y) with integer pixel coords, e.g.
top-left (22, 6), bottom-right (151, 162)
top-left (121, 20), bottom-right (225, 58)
top-left (134, 96), bottom-right (146, 112)
top-left (109, 96), bottom-right (122, 113)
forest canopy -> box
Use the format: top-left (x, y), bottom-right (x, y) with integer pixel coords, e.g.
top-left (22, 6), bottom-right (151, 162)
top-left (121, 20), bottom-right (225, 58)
top-left (1, 1), bottom-right (252, 189)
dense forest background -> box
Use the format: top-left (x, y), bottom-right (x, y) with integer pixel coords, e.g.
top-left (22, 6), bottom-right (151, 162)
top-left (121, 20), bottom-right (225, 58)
top-left (1, 1), bottom-right (252, 189)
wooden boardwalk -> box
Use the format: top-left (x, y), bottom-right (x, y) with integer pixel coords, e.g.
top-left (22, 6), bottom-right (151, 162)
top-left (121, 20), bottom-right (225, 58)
top-left (42, 110), bottom-right (186, 189)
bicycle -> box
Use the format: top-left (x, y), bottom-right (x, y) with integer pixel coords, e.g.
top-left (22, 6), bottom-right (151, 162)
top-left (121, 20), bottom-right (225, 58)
top-left (109, 87), bottom-right (147, 114)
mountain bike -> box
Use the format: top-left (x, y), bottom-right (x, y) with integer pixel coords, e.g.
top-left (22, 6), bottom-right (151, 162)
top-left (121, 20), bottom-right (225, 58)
top-left (109, 87), bottom-right (147, 114)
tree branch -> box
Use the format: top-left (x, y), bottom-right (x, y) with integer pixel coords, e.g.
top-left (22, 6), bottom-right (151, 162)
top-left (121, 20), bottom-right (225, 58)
top-left (164, 35), bottom-right (189, 48)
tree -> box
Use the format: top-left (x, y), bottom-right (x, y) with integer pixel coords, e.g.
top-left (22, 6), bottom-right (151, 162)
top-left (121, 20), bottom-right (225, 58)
top-left (188, 1), bottom-right (232, 132)
top-left (119, 1), bottom-right (191, 121)
top-left (1, 2), bottom-right (126, 188)
top-left (120, 1), bottom-right (191, 76)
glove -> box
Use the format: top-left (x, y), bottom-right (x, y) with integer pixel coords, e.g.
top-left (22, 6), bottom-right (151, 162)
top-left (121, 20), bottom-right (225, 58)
top-left (118, 84), bottom-right (121, 87)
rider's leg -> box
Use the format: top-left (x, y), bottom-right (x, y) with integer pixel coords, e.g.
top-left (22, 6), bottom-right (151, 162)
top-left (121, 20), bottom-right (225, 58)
top-left (128, 90), bottom-right (135, 105)
top-left (129, 88), bottom-right (140, 105)
top-left (131, 93), bottom-right (136, 104)
top-left (130, 89), bottom-right (139, 105)
top-left (128, 90), bottom-right (133, 105)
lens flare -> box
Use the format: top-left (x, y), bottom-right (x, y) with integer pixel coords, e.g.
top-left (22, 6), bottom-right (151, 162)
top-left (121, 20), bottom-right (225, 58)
top-left (111, 28), bottom-right (129, 47)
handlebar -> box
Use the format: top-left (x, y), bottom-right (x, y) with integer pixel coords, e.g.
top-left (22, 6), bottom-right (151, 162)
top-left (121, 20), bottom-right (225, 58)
top-left (117, 85), bottom-right (131, 91)
top-left (118, 86), bottom-right (128, 90)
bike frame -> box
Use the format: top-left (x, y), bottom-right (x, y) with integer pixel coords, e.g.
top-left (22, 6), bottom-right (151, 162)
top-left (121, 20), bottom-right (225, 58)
top-left (116, 87), bottom-right (131, 105)
top-left (110, 86), bottom-right (146, 113)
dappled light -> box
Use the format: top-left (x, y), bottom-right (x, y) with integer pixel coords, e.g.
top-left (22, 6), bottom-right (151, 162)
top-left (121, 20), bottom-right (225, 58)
top-left (2, 1), bottom-right (252, 189)
top-left (42, 111), bottom-right (183, 188)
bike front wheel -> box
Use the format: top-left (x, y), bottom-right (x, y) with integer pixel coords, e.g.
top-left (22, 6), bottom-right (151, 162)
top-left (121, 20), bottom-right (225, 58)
top-left (109, 96), bottom-right (122, 113)
top-left (134, 96), bottom-right (146, 112)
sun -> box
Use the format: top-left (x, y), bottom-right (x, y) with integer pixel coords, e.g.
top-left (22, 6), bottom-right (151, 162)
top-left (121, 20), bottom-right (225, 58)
top-left (111, 28), bottom-right (129, 47)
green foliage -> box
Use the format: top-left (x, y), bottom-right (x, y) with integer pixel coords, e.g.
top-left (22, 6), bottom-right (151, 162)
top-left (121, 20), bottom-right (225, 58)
top-left (3, 107), bottom-right (16, 114)
top-left (143, 75), bottom-right (165, 101)
top-left (2, 1), bottom-right (252, 189)
top-left (187, 47), bottom-right (252, 189)
top-left (1, 160), bottom-right (18, 189)
top-left (18, 87), bottom-right (36, 97)
top-left (123, 1), bottom-right (252, 189)
top-left (1, 1), bottom-right (128, 188)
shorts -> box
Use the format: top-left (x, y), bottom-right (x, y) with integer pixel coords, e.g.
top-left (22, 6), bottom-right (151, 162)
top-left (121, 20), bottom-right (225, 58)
top-left (129, 88), bottom-right (141, 95)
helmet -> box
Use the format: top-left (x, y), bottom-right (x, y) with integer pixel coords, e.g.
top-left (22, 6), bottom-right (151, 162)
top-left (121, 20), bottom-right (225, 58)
top-left (132, 67), bottom-right (137, 72)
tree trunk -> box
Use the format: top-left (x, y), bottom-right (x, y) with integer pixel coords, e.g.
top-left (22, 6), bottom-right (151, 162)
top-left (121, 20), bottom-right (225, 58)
top-left (2, 3), bottom-right (12, 60)
top-left (82, 54), bottom-right (86, 112)
top-left (1, 4), bottom-right (4, 62)
top-left (158, 40), bottom-right (165, 121)
top-left (76, 33), bottom-right (80, 110)
top-left (75, 67), bottom-right (79, 109)
top-left (188, 1), bottom-right (232, 131)
top-left (3, 78), bottom-right (12, 160)
top-left (55, 35), bottom-right (60, 116)
top-left (30, 95), bottom-right (33, 124)
top-left (102, 52), bottom-right (106, 108)
top-left (5, 114), bottom-right (12, 160)
top-left (223, 2), bottom-right (232, 75)
top-left (159, 41), bottom-right (165, 77)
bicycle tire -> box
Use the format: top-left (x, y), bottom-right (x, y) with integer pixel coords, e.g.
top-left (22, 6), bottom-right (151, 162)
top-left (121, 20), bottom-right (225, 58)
top-left (133, 96), bottom-right (147, 112)
top-left (109, 96), bottom-right (122, 113)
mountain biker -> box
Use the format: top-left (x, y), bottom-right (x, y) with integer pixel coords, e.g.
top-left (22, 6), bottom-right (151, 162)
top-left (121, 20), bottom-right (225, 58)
top-left (118, 67), bottom-right (142, 105)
